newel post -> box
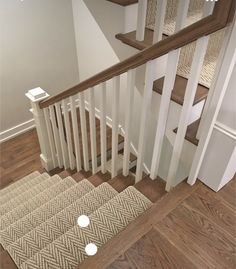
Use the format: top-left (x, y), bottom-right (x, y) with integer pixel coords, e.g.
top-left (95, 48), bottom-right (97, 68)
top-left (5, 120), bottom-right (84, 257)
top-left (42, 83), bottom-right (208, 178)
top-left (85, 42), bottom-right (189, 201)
top-left (26, 87), bottom-right (54, 171)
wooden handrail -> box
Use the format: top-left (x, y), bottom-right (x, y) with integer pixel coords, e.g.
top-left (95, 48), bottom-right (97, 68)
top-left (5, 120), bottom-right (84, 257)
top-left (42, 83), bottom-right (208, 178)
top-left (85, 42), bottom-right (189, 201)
top-left (40, 0), bottom-right (235, 109)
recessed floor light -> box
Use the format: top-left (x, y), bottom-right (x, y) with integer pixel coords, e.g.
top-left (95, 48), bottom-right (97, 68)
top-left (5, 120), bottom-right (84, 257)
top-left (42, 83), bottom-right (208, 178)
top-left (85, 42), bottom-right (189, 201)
top-left (77, 215), bottom-right (90, 228)
top-left (85, 243), bottom-right (97, 256)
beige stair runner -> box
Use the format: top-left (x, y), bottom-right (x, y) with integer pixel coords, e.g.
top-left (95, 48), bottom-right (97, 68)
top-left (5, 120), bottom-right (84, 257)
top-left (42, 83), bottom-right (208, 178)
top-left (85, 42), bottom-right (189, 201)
top-left (0, 175), bottom-right (74, 230)
top-left (0, 172), bottom-right (152, 269)
top-left (0, 178), bottom-right (94, 248)
top-left (0, 171), bottom-right (41, 204)
top-left (20, 186), bottom-right (152, 269)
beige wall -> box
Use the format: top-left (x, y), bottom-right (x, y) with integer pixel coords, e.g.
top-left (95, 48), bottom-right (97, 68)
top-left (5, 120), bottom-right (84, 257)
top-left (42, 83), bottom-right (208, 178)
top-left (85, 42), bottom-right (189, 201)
top-left (0, 0), bottom-right (79, 140)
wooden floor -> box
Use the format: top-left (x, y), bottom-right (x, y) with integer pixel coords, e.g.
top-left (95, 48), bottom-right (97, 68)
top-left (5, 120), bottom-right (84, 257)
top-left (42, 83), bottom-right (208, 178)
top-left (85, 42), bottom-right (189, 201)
top-left (107, 177), bottom-right (236, 269)
top-left (0, 129), bottom-right (235, 269)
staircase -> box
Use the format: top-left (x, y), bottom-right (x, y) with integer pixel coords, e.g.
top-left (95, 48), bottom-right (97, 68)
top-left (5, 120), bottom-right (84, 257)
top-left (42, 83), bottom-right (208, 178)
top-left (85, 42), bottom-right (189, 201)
top-left (0, 168), bottom-right (167, 269)
top-left (0, 0), bottom-right (235, 268)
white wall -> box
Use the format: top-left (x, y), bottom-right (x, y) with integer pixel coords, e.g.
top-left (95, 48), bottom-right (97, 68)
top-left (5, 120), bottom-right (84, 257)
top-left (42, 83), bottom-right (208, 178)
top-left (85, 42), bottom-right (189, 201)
top-left (0, 0), bottom-right (79, 141)
top-left (199, 65), bottom-right (236, 191)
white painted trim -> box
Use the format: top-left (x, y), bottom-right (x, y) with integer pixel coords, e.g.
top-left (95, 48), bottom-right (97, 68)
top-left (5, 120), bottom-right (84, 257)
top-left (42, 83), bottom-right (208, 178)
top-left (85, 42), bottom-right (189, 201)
top-left (0, 119), bottom-right (35, 143)
top-left (80, 98), bottom-right (150, 175)
top-left (58, 96), bottom-right (150, 174)
top-left (136, 0), bottom-right (147, 41)
top-left (214, 121), bottom-right (236, 140)
top-left (187, 18), bottom-right (236, 186)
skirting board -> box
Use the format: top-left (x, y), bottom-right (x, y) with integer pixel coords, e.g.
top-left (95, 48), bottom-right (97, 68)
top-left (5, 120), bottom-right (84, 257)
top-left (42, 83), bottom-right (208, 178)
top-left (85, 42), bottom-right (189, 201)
top-left (0, 119), bottom-right (35, 143)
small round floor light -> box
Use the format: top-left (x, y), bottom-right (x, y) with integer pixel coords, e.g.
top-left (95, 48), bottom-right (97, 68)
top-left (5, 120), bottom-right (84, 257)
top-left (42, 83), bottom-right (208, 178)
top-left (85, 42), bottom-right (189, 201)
top-left (77, 215), bottom-right (90, 228)
top-left (85, 243), bottom-right (97, 256)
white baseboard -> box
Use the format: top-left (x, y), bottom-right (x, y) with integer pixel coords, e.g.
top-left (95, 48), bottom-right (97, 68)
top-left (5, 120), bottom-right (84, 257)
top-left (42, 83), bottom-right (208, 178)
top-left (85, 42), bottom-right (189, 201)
top-left (0, 119), bottom-right (35, 143)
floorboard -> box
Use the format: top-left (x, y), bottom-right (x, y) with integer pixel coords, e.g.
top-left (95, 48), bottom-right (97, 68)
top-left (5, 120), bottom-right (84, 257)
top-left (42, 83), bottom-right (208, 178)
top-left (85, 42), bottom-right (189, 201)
top-left (158, 204), bottom-right (236, 268)
top-left (184, 186), bottom-right (236, 237)
top-left (134, 176), bottom-right (166, 202)
top-left (121, 228), bottom-right (197, 269)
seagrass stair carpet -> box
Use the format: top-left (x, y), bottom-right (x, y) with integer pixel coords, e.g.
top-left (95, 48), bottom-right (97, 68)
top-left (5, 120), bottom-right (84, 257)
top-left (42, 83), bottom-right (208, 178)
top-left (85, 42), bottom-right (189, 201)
top-left (0, 171), bottom-right (152, 269)
top-left (146, 0), bottom-right (225, 88)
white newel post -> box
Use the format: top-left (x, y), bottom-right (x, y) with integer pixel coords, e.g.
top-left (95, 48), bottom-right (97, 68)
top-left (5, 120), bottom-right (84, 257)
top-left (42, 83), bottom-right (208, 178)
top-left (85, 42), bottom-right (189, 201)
top-left (26, 87), bottom-right (54, 171)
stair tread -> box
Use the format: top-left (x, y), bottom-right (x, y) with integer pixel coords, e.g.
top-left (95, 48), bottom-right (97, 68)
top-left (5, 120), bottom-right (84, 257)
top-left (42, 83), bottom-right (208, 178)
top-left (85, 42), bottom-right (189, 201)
top-left (0, 179), bottom-right (93, 249)
top-left (0, 173), bottom-right (51, 216)
top-left (72, 170), bottom-right (93, 182)
top-left (174, 119), bottom-right (200, 146)
top-left (20, 187), bottom-right (151, 269)
top-left (87, 171), bottom-right (111, 187)
top-left (116, 29), bottom-right (208, 105)
top-left (7, 183), bottom-right (118, 267)
top-left (0, 175), bottom-right (74, 231)
top-left (109, 174), bottom-right (135, 192)
top-left (154, 75), bottom-right (208, 106)
top-left (135, 175), bottom-right (166, 203)
top-left (74, 171), bottom-right (135, 193)
top-left (116, 28), bottom-right (154, 50)
top-left (106, 0), bottom-right (138, 6)
top-left (79, 181), bottom-right (199, 269)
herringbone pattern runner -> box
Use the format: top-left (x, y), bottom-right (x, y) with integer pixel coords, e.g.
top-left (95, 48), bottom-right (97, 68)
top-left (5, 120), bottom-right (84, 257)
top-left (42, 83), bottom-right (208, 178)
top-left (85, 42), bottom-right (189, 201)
top-left (0, 176), bottom-right (74, 230)
top-left (7, 183), bottom-right (117, 267)
top-left (0, 173), bottom-right (50, 216)
top-left (0, 179), bottom-right (94, 248)
top-left (20, 187), bottom-right (152, 269)
top-left (0, 171), bottom-right (40, 204)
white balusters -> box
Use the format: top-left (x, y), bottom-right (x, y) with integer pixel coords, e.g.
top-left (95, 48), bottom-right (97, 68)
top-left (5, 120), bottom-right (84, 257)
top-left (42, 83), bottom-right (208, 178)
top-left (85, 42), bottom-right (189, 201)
top-left (165, 37), bottom-right (209, 191)
top-left (174, 0), bottom-right (190, 32)
top-left (70, 95), bottom-right (82, 172)
top-left (89, 87), bottom-right (97, 174)
top-left (100, 83), bottom-right (107, 174)
top-left (150, 0), bottom-right (189, 181)
top-left (150, 50), bottom-right (179, 180)
top-left (153, 0), bottom-right (167, 43)
top-left (202, 0), bottom-right (215, 17)
top-left (188, 19), bottom-right (236, 186)
top-left (43, 107), bottom-right (57, 168)
top-left (62, 99), bottom-right (75, 170)
top-left (49, 105), bottom-right (63, 168)
top-left (123, 69), bottom-right (136, 176)
top-left (135, 60), bottom-right (155, 182)
top-left (111, 76), bottom-right (120, 178)
top-left (79, 92), bottom-right (90, 171)
top-left (55, 102), bottom-right (69, 169)
top-left (136, 0), bottom-right (147, 41)
top-left (196, 1), bottom-right (216, 140)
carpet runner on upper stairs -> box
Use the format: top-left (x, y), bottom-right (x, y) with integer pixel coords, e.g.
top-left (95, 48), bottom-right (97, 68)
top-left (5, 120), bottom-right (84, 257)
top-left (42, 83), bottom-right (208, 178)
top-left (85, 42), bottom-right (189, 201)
top-left (146, 0), bottom-right (225, 88)
top-left (0, 171), bottom-right (152, 269)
